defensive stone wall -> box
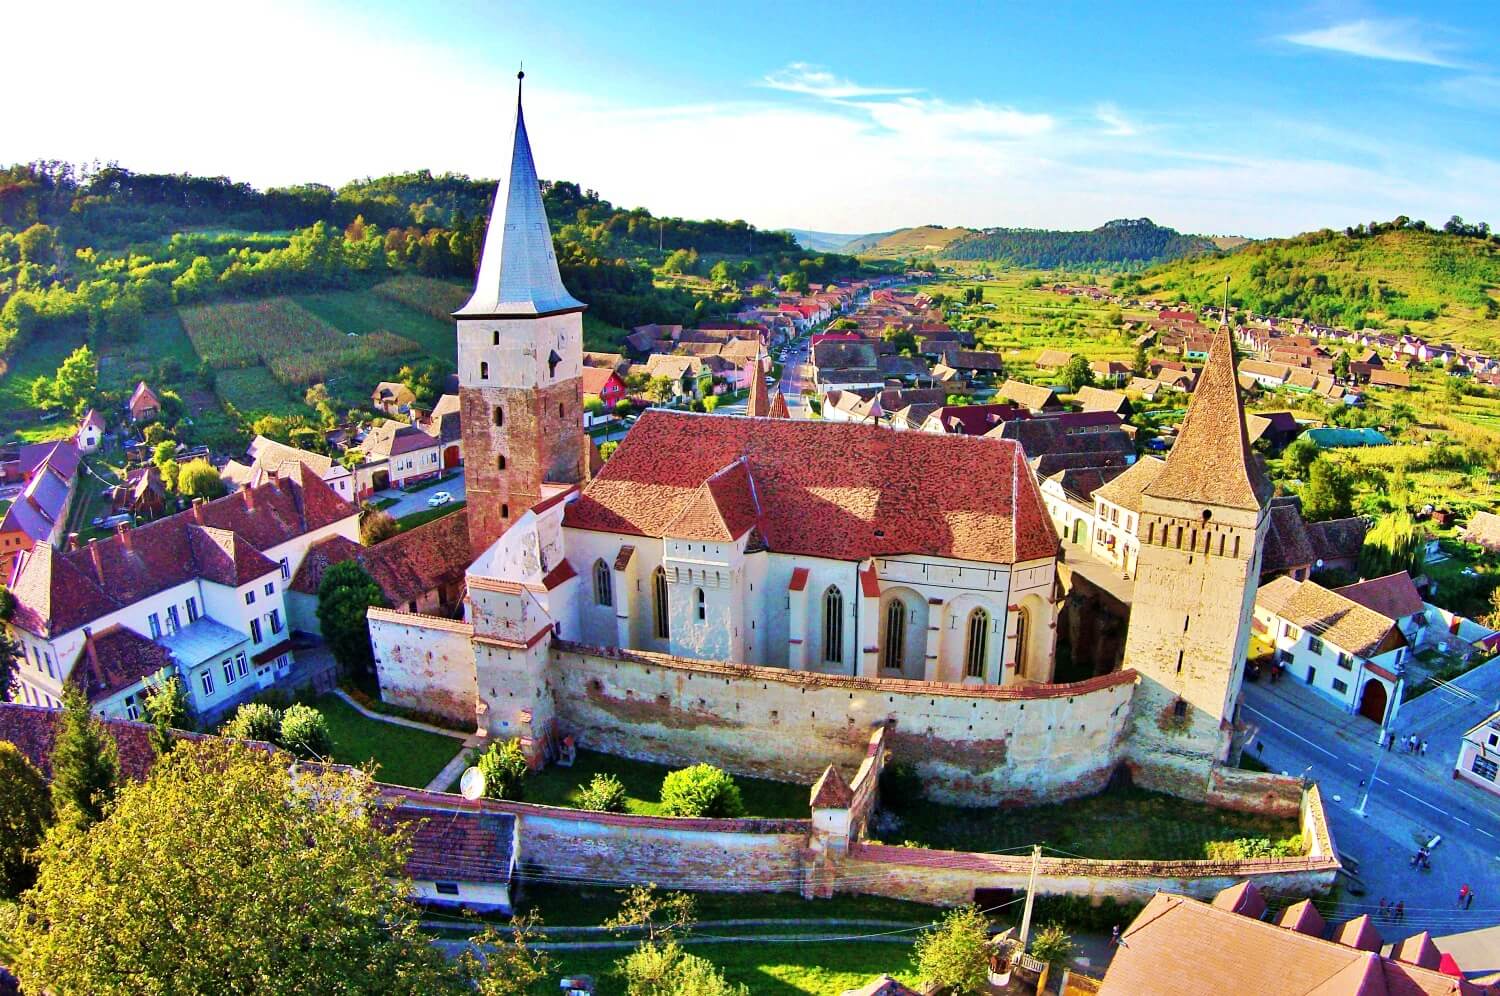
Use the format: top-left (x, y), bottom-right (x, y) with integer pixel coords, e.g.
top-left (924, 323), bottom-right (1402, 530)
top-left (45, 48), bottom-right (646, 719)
top-left (369, 609), bottom-right (478, 730)
top-left (550, 642), bottom-right (1138, 805)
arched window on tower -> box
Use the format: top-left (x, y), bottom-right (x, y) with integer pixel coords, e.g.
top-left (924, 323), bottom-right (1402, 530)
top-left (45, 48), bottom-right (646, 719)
top-left (965, 608), bottom-right (990, 679)
top-left (593, 559), bottom-right (612, 607)
top-left (480, 361), bottom-right (489, 380)
top-left (497, 454), bottom-right (506, 470)
top-left (696, 587), bottom-right (706, 620)
top-left (653, 567), bottom-right (670, 640)
top-left (883, 600), bottom-right (906, 671)
top-left (494, 406), bottom-right (504, 427)
top-left (822, 586), bottom-right (844, 665)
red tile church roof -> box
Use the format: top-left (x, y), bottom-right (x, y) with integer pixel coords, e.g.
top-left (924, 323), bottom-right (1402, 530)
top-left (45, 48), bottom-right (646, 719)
top-left (564, 411), bottom-right (1057, 565)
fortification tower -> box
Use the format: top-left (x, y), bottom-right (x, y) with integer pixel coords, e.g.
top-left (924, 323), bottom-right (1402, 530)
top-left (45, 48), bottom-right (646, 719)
top-left (456, 72), bottom-right (587, 559)
top-left (1122, 323), bottom-right (1271, 782)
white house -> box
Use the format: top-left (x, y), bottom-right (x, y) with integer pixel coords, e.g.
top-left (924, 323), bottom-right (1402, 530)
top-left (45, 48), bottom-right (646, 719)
top-left (77, 409), bottom-right (105, 453)
top-left (1088, 456), bottom-right (1165, 576)
top-left (1253, 576), bottom-right (1408, 730)
top-left (237, 435), bottom-right (356, 502)
top-left (1455, 710), bottom-right (1500, 797)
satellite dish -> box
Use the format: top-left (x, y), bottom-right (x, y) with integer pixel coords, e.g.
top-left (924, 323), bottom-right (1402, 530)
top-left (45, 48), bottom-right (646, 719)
top-left (459, 767), bottom-right (487, 801)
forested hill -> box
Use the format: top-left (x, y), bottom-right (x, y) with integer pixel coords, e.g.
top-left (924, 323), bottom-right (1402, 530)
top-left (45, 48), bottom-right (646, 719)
top-left (1136, 219), bottom-right (1500, 353)
top-left (940, 218), bottom-right (1216, 267)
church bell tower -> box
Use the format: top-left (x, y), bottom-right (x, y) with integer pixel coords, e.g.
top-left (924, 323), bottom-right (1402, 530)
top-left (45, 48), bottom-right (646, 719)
top-left (456, 72), bottom-right (587, 558)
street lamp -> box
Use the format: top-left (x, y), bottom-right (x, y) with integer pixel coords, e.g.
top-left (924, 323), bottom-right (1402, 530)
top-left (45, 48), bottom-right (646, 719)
top-left (1354, 726), bottom-right (1388, 818)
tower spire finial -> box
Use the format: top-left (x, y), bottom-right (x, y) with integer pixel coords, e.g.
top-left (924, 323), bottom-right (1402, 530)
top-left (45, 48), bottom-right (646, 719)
top-left (517, 65), bottom-right (524, 106)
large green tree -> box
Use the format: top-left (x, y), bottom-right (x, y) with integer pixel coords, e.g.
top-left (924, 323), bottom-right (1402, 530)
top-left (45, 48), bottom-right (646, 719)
top-left (176, 458), bottom-right (227, 500)
top-left (1301, 456), bottom-right (1354, 521)
top-left (1060, 354), bottom-right (1094, 392)
top-left (1360, 511), bottom-right (1426, 579)
top-left (29, 344), bottom-right (98, 415)
top-left (913, 905), bottom-right (991, 995)
top-left (316, 560), bottom-right (388, 677)
top-left (49, 685), bottom-right (120, 833)
top-left (0, 742), bottom-right (51, 899)
top-left (11, 739), bottom-right (468, 995)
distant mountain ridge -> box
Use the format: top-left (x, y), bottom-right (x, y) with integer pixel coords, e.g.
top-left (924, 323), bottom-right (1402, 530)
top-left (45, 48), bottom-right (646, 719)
top-left (836, 218), bottom-right (1223, 267)
top-left (782, 228), bottom-right (881, 253)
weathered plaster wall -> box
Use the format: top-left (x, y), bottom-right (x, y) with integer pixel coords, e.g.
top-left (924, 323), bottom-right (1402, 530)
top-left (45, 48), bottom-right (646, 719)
top-left (369, 609), bottom-right (478, 730)
top-left (548, 643), bottom-right (1136, 805)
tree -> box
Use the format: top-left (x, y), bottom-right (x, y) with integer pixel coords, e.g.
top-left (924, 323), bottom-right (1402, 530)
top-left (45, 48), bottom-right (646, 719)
top-left (659, 764), bottom-right (744, 818)
top-left (361, 507), bottom-right (400, 545)
top-left (645, 375), bottom-right (676, 404)
top-left (176, 458), bottom-right (226, 500)
top-left (10, 739), bottom-right (466, 995)
top-left (279, 703), bottom-right (334, 761)
top-left (1484, 585), bottom-right (1500, 631)
top-left (316, 560), bottom-right (388, 677)
top-left (29, 345), bottom-right (97, 415)
top-left (1060, 354), bottom-right (1094, 392)
top-left (1301, 456), bottom-right (1354, 521)
top-left (0, 627), bottom-right (19, 703)
top-left (778, 270), bottom-right (808, 293)
top-left (881, 325), bottom-right (919, 356)
top-left (476, 739), bottom-right (529, 801)
top-left (1360, 511), bottom-right (1425, 579)
top-left (1029, 922), bottom-right (1074, 971)
top-left (397, 359), bottom-right (447, 407)
top-left (49, 685), bottom-right (120, 833)
top-left (458, 912), bottom-right (554, 996)
top-left (0, 742), bottom-right (50, 899)
top-left (1332, 352), bottom-right (1351, 381)
top-left (1132, 341), bottom-right (1148, 376)
top-left (617, 941), bottom-right (747, 996)
top-left (144, 677), bottom-right (192, 756)
top-left (224, 702), bottom-right (282, 744)
top-left (1282, 435), bottom-right (1319, 478)
top-left (577, 773), bottom-right (628, 812)
top-left (708, 260), bottom-right (733, 285)
top-left (913, 905), bottom-right (992, 995)
top-left (607, 885), bottom-right (698, 944)
top-left (599, 440), bottom-right (620, 461)
top-left (584, 394), bottom-right (606, 417)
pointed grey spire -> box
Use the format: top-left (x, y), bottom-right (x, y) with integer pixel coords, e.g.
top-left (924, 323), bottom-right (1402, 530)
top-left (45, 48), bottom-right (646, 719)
top-left (457, 73), bottom-right (584, 318)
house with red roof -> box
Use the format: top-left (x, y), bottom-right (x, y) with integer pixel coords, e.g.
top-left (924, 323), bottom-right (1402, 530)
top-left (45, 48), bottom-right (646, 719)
top-left (77, 408), bottom-right (105, 453)
top-left (127, 380), bottom-right (162, 422)
top-left (580, 364), bottom-right (626, 412)
top-left (4, 465), bottom-right (359, 721)
top-left (0, 438), bottom-right (81, 581)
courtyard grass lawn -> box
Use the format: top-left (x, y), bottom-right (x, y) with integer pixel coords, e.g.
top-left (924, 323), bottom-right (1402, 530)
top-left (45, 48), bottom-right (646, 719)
top-left (312, 692), bottom-right (463, 788)
top-left (881, 783), bottom-right (1302, 860)
top-left (394, 499), bottom-right (465, 533)
top-left (518, 747), bottom-right (811, 819)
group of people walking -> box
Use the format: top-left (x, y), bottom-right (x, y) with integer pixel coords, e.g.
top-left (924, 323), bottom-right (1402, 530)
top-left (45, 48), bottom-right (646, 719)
top-left (1384, 731), bottom-right (1429, 755)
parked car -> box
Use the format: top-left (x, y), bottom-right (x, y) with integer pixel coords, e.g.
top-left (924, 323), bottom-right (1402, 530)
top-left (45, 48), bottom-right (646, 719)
top-left (427, 491), bottom-right (453, 508)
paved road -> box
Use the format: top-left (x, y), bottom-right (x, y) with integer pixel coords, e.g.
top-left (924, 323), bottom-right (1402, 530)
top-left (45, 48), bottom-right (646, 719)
top-left (371, 471), bottom-right (466, 517)
top-left (1242, 673), bottom-right (1500, 940)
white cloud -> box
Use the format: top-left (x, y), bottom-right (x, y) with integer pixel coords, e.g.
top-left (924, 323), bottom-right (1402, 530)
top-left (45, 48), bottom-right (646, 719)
top-left (863, 97), bottom-right (1055, 143)
top-left (1095, 103), bottom-right (1137, 137)
top-left (761, 63), bottom-right (917, 100)
top-left (1282, 18), bottom-right (1463, 68)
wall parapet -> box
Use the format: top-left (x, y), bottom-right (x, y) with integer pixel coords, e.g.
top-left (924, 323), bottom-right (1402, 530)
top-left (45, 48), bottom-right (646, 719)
top-left (846, 841), bottom-right (1339, 879)
top-left (551, 639), bottom-right (1137, 701)
top-left (368, 606), bottom-right (473, 635)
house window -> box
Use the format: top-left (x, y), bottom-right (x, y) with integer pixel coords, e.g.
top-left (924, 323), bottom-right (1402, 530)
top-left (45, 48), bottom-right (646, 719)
top-left (501, 503), bottom-right (510, 518)
top-left (245, 590), bottom-right (256, 605)
top-left (1331, 678), bottom-right (1348, 694)
top-left (480, 361), bottom-right (489, 380)
top-left (822, 586), bottom-right (844, 665)
top-left (264, 582), bottom-right (274, 596)
top-left (269, 609), bottom-right (283, 635)
top-left (1336, 652), bottom-right (1353, 670)
top-left (45, 653), bottom-right (55, 679)
top-left (279, 558), bottom-right (290, 580)
top-left (434, 882), bottom-right (460, 896)
top-left (186, 597), bottom-right (199, 623)
top-left (883, 600), bottom-right (906, 671)
top-left (250, 619), bottom-right (262, 644)
top-left (148, 613), bottom-right (161, 639)
top-left (593, 559), bottom-right (613, 606)
top-left (166, 605), bottom-right (180, 634)
top-left (653, 567), bottom-right (670, 640)
top-left (1308, 636), bottom-right (1324, 655)
top-left (224, 660), bottom-right (236, 685)
top-left (965, 608), bottom-right (989, 679)
top-left (493, 406), bottom-right (504, 427)
top-left (1474, 756), bottom-right (1499, 782)
top-left (236, 653), bottom-right (248, 678)
top-left (497, 454), bottom-right (506, 470)
top-left (695, 587), bottom-right (706, 621)
top-left (1173, 699), bottom-right (1188, 718)
top-left (492, 330), bottom-right (499, 346)
top-left (201, 671), bottom-right (215, 697)
top-left (124, 694), bottom-right (140, 721)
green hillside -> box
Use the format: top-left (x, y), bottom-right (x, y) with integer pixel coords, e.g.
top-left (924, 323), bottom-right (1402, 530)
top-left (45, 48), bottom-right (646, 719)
top-left (942, 218), bottom-right (1215, 268)
top-left (1138, 222), bottom-right (1500, 353)
top-left (853, 225), bottom-right (975, 258)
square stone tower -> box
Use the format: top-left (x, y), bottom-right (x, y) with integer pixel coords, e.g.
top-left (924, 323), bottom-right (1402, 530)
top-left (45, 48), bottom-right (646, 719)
top-left (456, 73), bottom-right (587, 559)
top-left (1123, 323), bottom-right (1271, 780)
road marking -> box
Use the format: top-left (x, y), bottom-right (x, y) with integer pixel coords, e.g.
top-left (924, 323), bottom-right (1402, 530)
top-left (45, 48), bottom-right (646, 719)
top-left (1398, 788), bottom-right (1451, 818)
top-left (1454, 817), bottom-right (1472, 827)
top-left (1243, 705), bottom-right (1338, 759)
top-left (1345, 762), bottom-right (1361, 771)
top-left (1478, 827), bottom-right (1495, 838)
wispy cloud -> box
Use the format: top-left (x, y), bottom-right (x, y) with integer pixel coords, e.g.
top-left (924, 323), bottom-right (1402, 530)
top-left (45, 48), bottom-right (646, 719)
top-left (1282, 18), bottom-right (1463, 68)
top-left (761, 62), bottom-right (917, 100)
top-left (1437, 74), bottom-right (1500, 109)
top-left (1095, 103), bottom-right (1137, 137)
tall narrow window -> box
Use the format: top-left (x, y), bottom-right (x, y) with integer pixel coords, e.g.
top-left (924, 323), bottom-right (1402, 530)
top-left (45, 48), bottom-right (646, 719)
top-left (653, 567), bottom-right (670, 640)
top-left (480, 361), bottom-right (489, 380)
top-left (494, 406), bottom-right (504, 427)
top-left (1014, 608), bottom-right (1029, 678)
top-left (822, 587), bottom-right (844, 664)
top-left (695, 587), bottom-right (706, 621)
top-left (965, 608), bottom-right (990, 679)
top-left (497, 454), bottom-right (507, 470)
top-left (594, 559), bottom-right (613, 606)
top-left (883, 600), bottom-right (907, 671)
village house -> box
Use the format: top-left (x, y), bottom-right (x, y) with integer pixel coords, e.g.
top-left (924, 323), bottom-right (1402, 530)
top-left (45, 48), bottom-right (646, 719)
top-left (997, 379), bottom-right (1063, 413)
top-left (221, 435), bottom-right (357, 502)
top-left (581, 364), bottom-right (627, 411)
top-left (355, 416), bottom-right (455, 495)
top-left (371, 381), bottom-right (417, 415)
top-left (1456, 709), bottom-right (1500, 798)
top-left (112, 465), bottom-right (168, 521)
top-left (0, 439), bottom-right (81, 581)
top-left (127, 381), bottom-right (162, 422)
top-left (4, 466), bottom-right (359, 721)
top-left (1462, 510), bottom-right (1500, 553)
top-left (1253, 575), bottom-right (1407, 729)
top-left (77, 408), bottom-right (105, 453)
top-left (1074, 385), bottom-right (1129, 415)
top-left (1088, 359), bottom-right (1131, 386)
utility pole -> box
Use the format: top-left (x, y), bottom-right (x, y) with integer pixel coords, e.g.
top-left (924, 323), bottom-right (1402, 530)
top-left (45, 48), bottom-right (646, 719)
top-left (1223, 273), bottom-right (1230, 324)
top-left (1354, 724), bottom-right (1388, 818)
top-left (1018, 844), bottom-right (1043, 948)
top-left (659, 219), bottom-right (663, 252)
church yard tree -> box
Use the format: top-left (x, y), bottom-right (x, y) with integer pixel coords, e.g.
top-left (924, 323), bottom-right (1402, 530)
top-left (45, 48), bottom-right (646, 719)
top-left (48, 685), bottom-right (120, 833)
top-left (316, 560), bottom-right (388, 678)
top-left (0, 742), bottom-right (51, 899)
top-left (144, 677), bottom-right (192, 756)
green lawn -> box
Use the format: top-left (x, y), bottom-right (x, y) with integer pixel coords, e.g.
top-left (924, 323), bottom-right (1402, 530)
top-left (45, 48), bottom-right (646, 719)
top-left (395, 499), bottom-right (466, 533)
top-left (97, 312), bottom-right (203, 393)
top-left (544, 941), bottom-right (917, 995)
top-left (0, 329), bottom-right (78, 419)
top-left (514, 882), bottom-right (935, 928)
top-left (295, 289), bottom-right (456, 366)
top-left (312, 693), bottom-right (464, 788)
top-left (881, 784), bottom-right (1301, 860)
top-left (512, 747), bottom-right (811, 819)
top-left (213, 365), bottom-right (302, 416)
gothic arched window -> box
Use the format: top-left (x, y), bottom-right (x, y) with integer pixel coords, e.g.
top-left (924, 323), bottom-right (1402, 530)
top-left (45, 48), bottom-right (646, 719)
top-left (883, 600), bottom-right (906, 671)
top-left (1014, 608), bottom-right (1029, 679)
top-left (822, 586), bottom-right (844, 665)
top-left (653, 567), bottom-right (670, 640)
top-left (593, 559), bottom-right (612, 607)
top-left (965, 608), bottom-right (990, 679)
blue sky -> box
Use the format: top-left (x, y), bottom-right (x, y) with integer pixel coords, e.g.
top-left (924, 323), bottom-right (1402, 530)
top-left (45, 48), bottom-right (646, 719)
top-left (9, 0), bottom-right (1500, 236)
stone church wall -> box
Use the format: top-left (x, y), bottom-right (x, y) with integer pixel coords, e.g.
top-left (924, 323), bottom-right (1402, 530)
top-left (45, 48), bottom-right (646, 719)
top-left (369, 609), bottom-right (478, 730)
top-left (548, 642), bottom-right (1137, 805)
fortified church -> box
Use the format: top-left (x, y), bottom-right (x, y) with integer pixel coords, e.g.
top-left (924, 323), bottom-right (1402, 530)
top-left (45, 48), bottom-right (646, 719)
top-left (368, 78), bottom-right (1272, 801)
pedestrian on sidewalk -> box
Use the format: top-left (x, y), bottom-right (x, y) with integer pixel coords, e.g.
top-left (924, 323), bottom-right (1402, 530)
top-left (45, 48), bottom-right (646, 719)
top-left (1467, 889), bottom-right (1477, 910)
top-left (1460, 884), bottom-right (1471, 908)
top-left (1387, 732), bottom-right (1395, 752)
top-left (1409, 734), bottom-right (1419, 753)
top-left (1420, 739), bottom-right (1429, 756)
top-left (1395, 901), bottom-right (1405, 921)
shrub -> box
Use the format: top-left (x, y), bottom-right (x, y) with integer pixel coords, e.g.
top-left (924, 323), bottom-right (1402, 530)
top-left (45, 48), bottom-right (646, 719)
top-left (913, 905), bottom-right (991, 995)
top-left (279, 704), bottom-right (334, 761)
top-left (659, 764), bottom-right (744, 818)
top-left (617, 940), bottom-right (746, 996)
top-left (577, 773), bottom-right (628, 813)
top-left (599, 441), bottom-right (619, 461)
top-left (1204, 835), bottom-right (1304, 861)
top-left (477, 739), bottom-right (530, 801)
top-left (1029, 922), bottom-right (1074, 969)
top-left (360, 509), bottom-right (399, 545)
top-left (224, 702), bottom-right (283, 745)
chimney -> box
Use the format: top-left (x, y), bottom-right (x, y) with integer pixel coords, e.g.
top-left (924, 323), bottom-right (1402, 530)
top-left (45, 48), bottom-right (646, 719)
top-left (66, 533), bottom-right (79, 551)
top-left (244, 485), bottom-right (256, 511)
top-left (88, 538), bottom-right (103, 581)
top-left (116, 522), bottom-right (133, 552)
top-left (191, 497), bottom-right (205, 524)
